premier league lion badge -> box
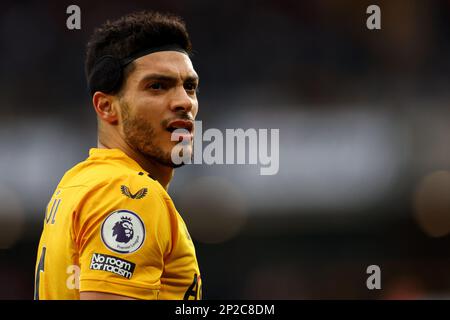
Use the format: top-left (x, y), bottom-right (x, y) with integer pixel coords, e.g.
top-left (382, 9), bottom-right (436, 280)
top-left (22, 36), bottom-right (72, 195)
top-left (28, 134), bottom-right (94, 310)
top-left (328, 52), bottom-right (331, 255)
top-left (101, 210), bottom-right (145, 254)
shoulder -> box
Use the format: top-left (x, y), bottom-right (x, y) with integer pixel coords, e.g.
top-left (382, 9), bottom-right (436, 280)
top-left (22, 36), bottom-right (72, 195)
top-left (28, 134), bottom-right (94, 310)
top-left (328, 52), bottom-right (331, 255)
top-left (74, 169), bottom-right (173, 246)
top-left (110, 172), bottom-right (165, 205)
top-left (61, 158), bottom-right (164, 200)
top-left (56, 156), bottom-right (167, 219)
top-left (74, 171), bottom-right (175, 257)
top-left (80, 170), bottom-right (166, 211)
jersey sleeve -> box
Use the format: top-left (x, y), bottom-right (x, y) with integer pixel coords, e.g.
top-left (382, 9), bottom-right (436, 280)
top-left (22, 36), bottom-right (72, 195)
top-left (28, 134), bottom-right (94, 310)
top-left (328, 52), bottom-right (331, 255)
top-left (73, 174), bottom-right (174, 299)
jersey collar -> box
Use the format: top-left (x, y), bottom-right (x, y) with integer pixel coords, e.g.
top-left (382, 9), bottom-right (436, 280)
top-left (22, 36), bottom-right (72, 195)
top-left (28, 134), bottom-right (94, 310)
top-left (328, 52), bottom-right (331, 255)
top-left (88, 148), bottom-right (147, 173)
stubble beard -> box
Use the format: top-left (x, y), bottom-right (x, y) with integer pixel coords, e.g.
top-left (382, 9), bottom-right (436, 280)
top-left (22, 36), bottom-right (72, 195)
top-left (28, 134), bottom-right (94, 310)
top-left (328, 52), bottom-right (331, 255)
top-left (120, 101), bottom-right (185, 168)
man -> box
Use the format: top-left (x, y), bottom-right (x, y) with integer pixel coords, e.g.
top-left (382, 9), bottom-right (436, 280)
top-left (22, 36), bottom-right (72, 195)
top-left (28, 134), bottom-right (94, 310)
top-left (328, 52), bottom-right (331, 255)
top-left (34, 11), bottom-right (202, 300)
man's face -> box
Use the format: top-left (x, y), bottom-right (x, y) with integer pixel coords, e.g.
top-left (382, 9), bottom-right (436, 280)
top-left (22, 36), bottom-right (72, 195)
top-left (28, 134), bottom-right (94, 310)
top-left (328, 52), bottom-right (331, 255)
top-left (118, 51), bottom-right (199, 167)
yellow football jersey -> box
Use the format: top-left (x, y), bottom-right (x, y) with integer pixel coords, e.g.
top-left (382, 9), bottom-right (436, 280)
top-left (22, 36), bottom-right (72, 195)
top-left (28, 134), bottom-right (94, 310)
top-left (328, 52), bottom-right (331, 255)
top-left (34, 148), bottom-right (202, 300)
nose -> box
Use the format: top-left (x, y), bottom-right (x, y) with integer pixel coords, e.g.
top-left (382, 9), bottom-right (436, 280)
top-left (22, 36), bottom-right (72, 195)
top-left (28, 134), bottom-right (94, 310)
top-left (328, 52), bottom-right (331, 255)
top-left (169, 86), bottom-right (194, 114)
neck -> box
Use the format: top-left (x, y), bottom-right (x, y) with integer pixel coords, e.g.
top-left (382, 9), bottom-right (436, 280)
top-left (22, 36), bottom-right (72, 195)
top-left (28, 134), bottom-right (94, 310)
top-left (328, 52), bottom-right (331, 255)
top-left (98, 139), bottom-right (174, 190)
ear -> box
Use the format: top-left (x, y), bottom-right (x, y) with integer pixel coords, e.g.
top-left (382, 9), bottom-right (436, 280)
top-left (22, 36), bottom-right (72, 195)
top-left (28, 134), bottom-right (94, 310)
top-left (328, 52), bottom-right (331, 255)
top-left (92, 91), bottom-right (118, 125)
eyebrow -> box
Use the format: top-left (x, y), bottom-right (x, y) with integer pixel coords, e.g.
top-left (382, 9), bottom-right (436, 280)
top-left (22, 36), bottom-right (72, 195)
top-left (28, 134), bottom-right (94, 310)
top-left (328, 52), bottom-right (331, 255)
top-left (139, 73), bottom-right (199, 84)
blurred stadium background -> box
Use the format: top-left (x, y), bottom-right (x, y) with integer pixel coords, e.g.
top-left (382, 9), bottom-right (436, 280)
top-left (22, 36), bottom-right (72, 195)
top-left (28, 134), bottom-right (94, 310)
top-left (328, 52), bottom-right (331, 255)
top-left (0, 0), bottom-right (449, 299)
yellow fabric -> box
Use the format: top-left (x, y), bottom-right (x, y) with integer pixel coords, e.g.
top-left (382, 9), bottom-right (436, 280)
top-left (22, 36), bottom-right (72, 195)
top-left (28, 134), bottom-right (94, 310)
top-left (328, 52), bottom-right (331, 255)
top-left (34, 148), bottom-right (201, 300)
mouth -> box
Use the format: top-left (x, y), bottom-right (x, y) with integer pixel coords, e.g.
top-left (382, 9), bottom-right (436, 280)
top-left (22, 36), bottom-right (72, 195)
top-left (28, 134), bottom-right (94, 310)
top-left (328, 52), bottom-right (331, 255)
top-left (166, 119), bottom-right (194, 134)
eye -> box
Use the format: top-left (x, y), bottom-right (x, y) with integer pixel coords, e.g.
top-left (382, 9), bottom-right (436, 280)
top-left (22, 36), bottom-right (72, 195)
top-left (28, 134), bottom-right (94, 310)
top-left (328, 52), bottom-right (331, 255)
top-left (184, 82), bottom-right (198, 92)
top-left (148, 82), bottom-right (163, 90)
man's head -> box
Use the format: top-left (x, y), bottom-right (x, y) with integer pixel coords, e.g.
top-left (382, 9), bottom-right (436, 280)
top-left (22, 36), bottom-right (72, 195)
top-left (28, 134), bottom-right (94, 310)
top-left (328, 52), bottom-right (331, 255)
top-left (86, 11), bottom-right (199, 168)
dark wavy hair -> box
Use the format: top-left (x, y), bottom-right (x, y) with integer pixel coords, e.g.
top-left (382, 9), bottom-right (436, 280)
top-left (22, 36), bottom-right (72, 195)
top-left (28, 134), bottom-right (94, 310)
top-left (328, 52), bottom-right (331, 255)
top-left (85, 11), bottom-right (192, 94)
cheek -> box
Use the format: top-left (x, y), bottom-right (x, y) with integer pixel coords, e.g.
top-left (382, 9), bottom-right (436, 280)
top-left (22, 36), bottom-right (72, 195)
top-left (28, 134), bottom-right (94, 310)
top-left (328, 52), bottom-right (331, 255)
top-left (133, 110), bottom-right (162, 131)
top-left (132, 96), bottom-right (164, 121)
top-left (191, 101), bottom-right (199, 118)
